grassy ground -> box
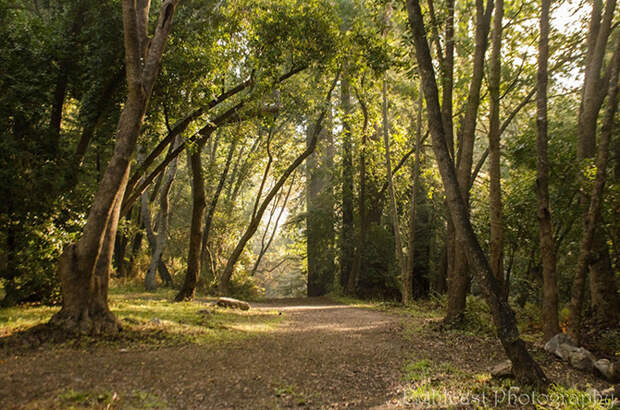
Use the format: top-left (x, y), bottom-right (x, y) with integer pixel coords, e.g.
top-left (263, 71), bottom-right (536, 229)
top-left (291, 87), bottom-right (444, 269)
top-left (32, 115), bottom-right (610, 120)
top-left (0, 285), bottom-right (282, 349)
top-left (335, 295), bottom-right (618, 409)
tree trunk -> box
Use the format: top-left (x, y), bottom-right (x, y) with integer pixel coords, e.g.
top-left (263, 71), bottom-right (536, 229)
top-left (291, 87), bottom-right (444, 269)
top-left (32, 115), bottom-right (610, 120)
top-left (536, 0), bottom-right (561, 341)
top-left (175, 143), bottom-right (207, 301)
top-left (381, 77), bottom-right (408, 303)
top-left (173, 146), bottom-right (205, 299)
top-left (50, 0), bottom-right (179, 334)
top-left (341, 77), bottom-right (356, 294)
top-left (349, 90), bottom-right (369, 296)
top-left (568, 37), bottom-right (620, 341)
top-left (407, 0), bottom-right (547, 386)
top-left (200, 137), bottom-right (237, 285)
top-left (407, 90), bottom-right (423, 300)
top-left (488, 0), bottom-right (504, 290)
top-left (446, 0), bottom-right (494, 323)
top-left (145, 136), bottom-right (181, 290)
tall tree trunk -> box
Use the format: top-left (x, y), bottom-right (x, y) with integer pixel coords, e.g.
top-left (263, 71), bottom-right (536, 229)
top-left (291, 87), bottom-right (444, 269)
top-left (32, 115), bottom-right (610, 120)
top-left (570, 0), bottom-right (618, 335)
top-left (536, 0), bottom-right (561, 341)
top-left (341, 78), bottom-right (356, 294)
top-left (407, 90), bottom-right (423, 299)
top-left (568, 37), bottom-right (620, 341)
top-left (307, 106), bottom-right (336, 297)
top-left (407, 0), bottom-right (547, 386)
top-left (488, 0), bottom-right (504, 290)
top-left (445, 0), bottom-right (493, 324)
top-left (175, 142), bottom-right (208, 301)
top-left (50, 0), bottom-right (179, 334)
top-left (382, 78), bottom-right (408, 303)
top-left (349, 90), bottom-right (369, 295)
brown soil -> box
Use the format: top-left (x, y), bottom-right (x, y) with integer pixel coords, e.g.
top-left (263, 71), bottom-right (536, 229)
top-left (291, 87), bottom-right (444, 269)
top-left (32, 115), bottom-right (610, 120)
top-left (0, 297), bottom-right (613, 409)
top-left (0, 298), bottom-right (410, 409)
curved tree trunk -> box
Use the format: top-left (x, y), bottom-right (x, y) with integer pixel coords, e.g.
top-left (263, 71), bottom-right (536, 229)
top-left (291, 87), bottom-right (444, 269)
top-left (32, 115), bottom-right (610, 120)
top-left (50, 0), bottom-right (179, 335)
top-left (221, 76), bottom-right (339, 295)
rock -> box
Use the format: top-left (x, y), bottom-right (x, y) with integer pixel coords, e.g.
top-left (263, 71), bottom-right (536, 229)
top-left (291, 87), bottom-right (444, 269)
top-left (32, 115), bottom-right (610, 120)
top-left (149, 318), bottom-right (162, 325)
top-left (594, 359), bottom-right (613, 380)
top-left (568, 347), bottom-right (595, 372)
top-left (544, 333), bottom-right (576, 356)
top-left (216, 297), bottom-right (250, 311)
top-left (556, 343), bottom-right (579, 361)
top-left (490, 360), bottom-right (513, 378)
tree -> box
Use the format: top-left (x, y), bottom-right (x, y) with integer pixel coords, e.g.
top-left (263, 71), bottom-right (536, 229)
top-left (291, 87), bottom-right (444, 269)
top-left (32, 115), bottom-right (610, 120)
top-left (535, 0), bottom-right (561, 341)
top-left (50, 0), bottom-right (180, 334)
top-left (406, 0), bottom-right (547, 386)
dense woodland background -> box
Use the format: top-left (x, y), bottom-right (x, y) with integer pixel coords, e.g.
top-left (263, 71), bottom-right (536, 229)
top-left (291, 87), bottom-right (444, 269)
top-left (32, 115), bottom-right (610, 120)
top-left (0, 0), bottom-right (618, 385)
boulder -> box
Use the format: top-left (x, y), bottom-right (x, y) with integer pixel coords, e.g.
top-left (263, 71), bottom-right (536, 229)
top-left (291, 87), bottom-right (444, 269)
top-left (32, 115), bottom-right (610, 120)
top-left (216, 297), bottom-right (250, 311)
top-left (569, 347), bottom-right (595, 372)
top-left (544, 333), bottom-right (576, 356)
top-left (490, 360), bottom-right (513, 379)
top-left (594, 359), bottom-right (613, 380)
top-left (556, 343), bottom-right (579, 361)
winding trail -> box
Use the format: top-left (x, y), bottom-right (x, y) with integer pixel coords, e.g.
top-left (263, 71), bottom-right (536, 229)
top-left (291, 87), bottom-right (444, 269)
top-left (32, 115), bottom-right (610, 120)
top-left (1, 298), bottom-right (410, 408)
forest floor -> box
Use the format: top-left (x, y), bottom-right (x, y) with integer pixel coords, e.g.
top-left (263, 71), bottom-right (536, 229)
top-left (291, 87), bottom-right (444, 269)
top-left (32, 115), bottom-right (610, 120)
top-left (0, 290), bottom-right (616, 409)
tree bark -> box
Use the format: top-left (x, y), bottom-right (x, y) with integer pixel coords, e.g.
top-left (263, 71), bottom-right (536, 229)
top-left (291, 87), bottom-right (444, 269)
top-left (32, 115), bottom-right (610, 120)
top-left (407, 0), bottom-right (547, 386)
top-left (446, 0), bottom-right (493, 324)
top-left (488, 0), bottom-right (504, 290)
top-left (535, 0), bottom-right (561, 341)
top-left (200, 137), bottom-right (237, 284)
top-left (349, 88), bottom-right (369, 296)
top-left (341, 77), bottom-right (356, 294)
top-left (175, 142), bottom-right (208, 301)
top-left (381, 77), bottom-right (408, 303)
top-left (407, 90), bottom-right (423, 300)
top-left (568, 37), bottom-right (620, 341)
top-left (145, 136), bottom-right (181, 290)
top-left (51, 0), bottom-right (179, 334)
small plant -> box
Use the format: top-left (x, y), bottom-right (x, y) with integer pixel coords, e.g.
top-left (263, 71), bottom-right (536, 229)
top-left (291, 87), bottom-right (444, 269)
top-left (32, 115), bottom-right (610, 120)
top-left (403, 357), bottom-right (433, 382)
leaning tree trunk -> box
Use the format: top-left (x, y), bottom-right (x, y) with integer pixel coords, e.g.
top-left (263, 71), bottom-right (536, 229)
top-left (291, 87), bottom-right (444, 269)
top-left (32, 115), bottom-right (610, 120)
top-left (200, 138), bottom-right (237, 285)
top-left (407, 0), bottom-right (548, 386)
top-left (50, 0), bottom-right (179, 334)
top-left (535, 0), bottom-right (561, 341)
top-left (220, 76), bottom-right (339, 295)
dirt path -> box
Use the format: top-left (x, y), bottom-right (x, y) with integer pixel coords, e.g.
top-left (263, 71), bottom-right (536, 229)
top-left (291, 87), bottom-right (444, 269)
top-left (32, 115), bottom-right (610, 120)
top-left (1, 298), bottom-right (410, 409)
